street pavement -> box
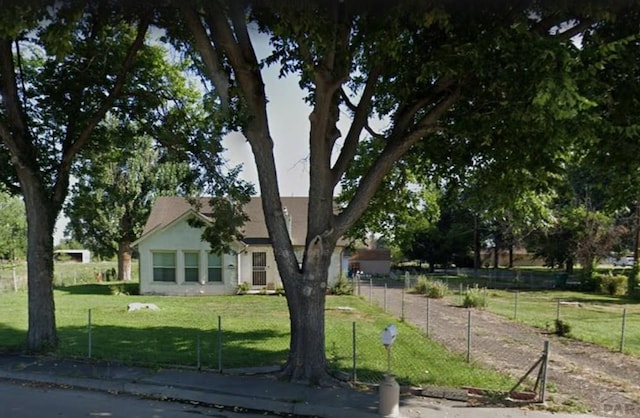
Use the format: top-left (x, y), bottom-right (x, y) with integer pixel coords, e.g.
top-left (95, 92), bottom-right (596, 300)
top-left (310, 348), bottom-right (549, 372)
top-left (0, 353), bottom-right (602, 417)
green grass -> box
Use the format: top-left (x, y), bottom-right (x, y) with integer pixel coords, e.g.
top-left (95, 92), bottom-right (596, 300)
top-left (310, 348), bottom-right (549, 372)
top-left (446, 289), bottom-right (640, 356)
top-left (0, 285), bottom-right (512, 390)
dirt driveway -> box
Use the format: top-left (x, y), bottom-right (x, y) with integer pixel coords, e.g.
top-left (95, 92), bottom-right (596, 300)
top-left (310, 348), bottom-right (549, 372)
top-left (364, 282), bottom-right (640, 417)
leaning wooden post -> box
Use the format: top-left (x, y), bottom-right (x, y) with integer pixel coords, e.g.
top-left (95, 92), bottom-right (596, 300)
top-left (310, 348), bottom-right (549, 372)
top-left (540, 341), bottom-right (550, 403)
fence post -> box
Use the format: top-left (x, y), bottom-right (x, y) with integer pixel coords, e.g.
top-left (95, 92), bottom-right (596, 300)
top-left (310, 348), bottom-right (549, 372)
top-left (459, 283), bottom-right (463, 305)
top-left (556, 298), bottom-right (561, 322)
top-left (217, 316), bottom-right (223, 372)
top-left (540, 341), bottom-right (550, 403)
top-left (87, 309), bottom-right (92, 359)
top-left (401, 286), bottom-right (405, 321)
top-left (196, 333), bottom-right (201, 370)
top-left (384, 283), bottom-right (387, 312)
top-left (466, 310), bottom-right (471, 363)
top-left (514, 291), bottom-right (519, 320)
top-left (620, 308), bottom-right (627, 353)
top-left (369, 278), bottom-right (373, 304)
top-left (352, 322), bottom-right (357, 382)
top-left (425, 297), bottom-right (430, 338)
top-left (483, 287), bottom-right (487, 308)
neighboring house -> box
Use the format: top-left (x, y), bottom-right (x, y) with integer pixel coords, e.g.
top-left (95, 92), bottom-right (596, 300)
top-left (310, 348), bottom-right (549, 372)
top-left (133, 196), bottom-right (345, 296)
top-left (349, 248), bottom-right (391, 276)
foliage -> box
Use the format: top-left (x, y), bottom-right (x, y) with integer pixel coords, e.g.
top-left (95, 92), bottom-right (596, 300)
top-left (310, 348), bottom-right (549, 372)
top-left (586, 272), bottom-right (628, 296)
top-left (413, 276), bottom-right (448, 299)
top-left (236, 282), bottom-right (250, 295)
top-left (462, 285), bottom-right (485, 309)
top-left (329, 277), bottom-right (354, 296)
top-left (554, 319), bottom-right (572, 337)
top-left (0, 192), bottom-right (26, 260)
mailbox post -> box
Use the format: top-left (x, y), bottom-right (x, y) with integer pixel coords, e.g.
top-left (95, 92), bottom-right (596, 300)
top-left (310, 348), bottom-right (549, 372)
top-left (379, 325), bottom-right (400, 417)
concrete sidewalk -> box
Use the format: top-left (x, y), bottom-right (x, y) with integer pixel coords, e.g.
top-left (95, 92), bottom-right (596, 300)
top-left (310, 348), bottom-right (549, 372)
top-left (0, 354), bottom-right (601, 417)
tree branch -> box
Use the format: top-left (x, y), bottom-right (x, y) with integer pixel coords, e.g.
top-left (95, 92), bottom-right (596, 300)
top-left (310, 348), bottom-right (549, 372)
top-left (0, 38), bottom-right (39, 172)
top-left (556, 19), bottom-right (594, 40)
top-left (178, 3), bottom-right (230, 107)
top-left (53, 14), bottom-right (150, 206)
top-left (334, 85), bottom-right (461, 237)
top-left (331, 66), bottom-right (381, 186)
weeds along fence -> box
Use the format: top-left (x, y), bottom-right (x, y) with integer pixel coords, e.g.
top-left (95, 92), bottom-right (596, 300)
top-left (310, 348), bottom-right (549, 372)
top-left (356, 275), bottom-right (640, 358)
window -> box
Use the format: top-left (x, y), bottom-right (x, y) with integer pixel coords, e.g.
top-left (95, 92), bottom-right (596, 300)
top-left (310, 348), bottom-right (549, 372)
top-left (152, 252), bottom-right (176, 282)
top-left (208, 252), bottom-right (222, 282)
top-left (184, 252), bottom-right (200, 282)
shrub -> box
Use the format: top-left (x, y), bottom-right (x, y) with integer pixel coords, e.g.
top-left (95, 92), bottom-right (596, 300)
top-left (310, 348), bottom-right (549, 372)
top-left (236, 282), bottom-right (250, 295)
top-left (413, 276), bottom-right (448, 298)
top-left (600, 274), bottom-right (628, 296)
top-left (554, 319), bottom-right (571, 337)
top-left (413, 276), bottom-right (429, 294)
top-left (587, 272), bottom-right (628, 296)
top-left (426, 280), bottom-right (448, 299)
top-left (330, 277), bottom-right (354, 295)
top-left (462, 285), bottom-right (485, 308)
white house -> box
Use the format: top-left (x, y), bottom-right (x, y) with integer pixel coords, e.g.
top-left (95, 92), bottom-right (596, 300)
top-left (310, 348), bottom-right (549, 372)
top-left (134, 196), bottom-right (346, 296)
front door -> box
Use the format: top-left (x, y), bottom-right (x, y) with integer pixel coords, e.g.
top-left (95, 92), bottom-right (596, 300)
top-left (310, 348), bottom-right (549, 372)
top-left (252, 252), bottom-right (267, 286)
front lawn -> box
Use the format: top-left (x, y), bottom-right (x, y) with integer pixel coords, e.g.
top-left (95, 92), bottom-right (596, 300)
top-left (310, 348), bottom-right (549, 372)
top-left (0, 283), bottom-right (512, 390)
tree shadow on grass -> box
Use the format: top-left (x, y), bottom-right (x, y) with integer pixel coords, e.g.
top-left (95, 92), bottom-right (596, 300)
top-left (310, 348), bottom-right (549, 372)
top-left (56, 324), bottom-right (289, 370)
top-left (55, 283), bottom-right (139, 296)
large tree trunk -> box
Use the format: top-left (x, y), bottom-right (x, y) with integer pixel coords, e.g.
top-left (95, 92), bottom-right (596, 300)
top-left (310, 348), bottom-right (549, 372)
top-left (23, 189), bottom-right (58, 352)
top-left (280, 237), bottom-right (333, 385)
top-left (118, 240), bottom-right (132, 281)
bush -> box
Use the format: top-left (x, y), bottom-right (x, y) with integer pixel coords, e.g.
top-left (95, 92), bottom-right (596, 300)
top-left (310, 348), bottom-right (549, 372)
top-left (413, 276), bottom-right (429, 294)
top-left (413, 276), bottom-right (448, 298)
top-left (462, 285), bottom-right (485, 308)
top-left (554, 319), bottom-right (571, 337)
top-left (587, 272), bottom-right (628, 296)
top-left (236, 282), bottom-right (250, 295)
top-left (330, 277), bottom-right (354, 295)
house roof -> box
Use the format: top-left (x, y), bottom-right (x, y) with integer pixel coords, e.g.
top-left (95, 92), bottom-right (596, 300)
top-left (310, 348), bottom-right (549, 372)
top-left (139, 196), bottom-right (313, 246)
top-left (349, 248), bottom-right (391, 262)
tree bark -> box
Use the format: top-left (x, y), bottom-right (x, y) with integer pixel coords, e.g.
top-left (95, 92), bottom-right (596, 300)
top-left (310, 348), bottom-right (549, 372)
top-left (279, 235), bottom-right (333, 385)
top-left (118, 240), bottom-right (132, 281)
top-left (23, 187), bottom-right (58, 352)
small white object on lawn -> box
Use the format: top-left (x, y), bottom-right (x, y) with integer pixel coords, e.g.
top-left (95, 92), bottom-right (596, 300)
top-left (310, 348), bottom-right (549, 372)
top-left (127, 303), bottom-right (160, 312)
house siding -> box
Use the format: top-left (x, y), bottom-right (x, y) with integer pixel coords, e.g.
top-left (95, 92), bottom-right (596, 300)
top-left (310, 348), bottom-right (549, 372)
top-left (138, 217), bottom-right (238, 296)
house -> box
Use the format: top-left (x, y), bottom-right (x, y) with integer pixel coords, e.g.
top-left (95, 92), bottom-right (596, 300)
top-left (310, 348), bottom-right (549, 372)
top-left (134, 196), bottom-right (346, 296)
top-left (348, 248), bottom-right (391, 276)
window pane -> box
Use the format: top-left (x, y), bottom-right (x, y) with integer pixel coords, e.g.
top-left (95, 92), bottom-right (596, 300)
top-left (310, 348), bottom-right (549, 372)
top-left (208, 267), bottom-right (222, 282)
top-left (153, 252), bottom-right (176, 282)
top-left (153, 252), bottom-right (175, 268)
top-left (185, 268), bottom-right (199, 282)
top-left (153, 267), bottom-right (175, 282)
top-left (207, 252), bottom-right (221, 267)
top-left (184, 252), bottom-right (199, 267)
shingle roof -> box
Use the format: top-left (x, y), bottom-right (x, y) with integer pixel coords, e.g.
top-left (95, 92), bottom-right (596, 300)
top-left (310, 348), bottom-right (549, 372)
top-left (140, 196), bottom-right (312, 246)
